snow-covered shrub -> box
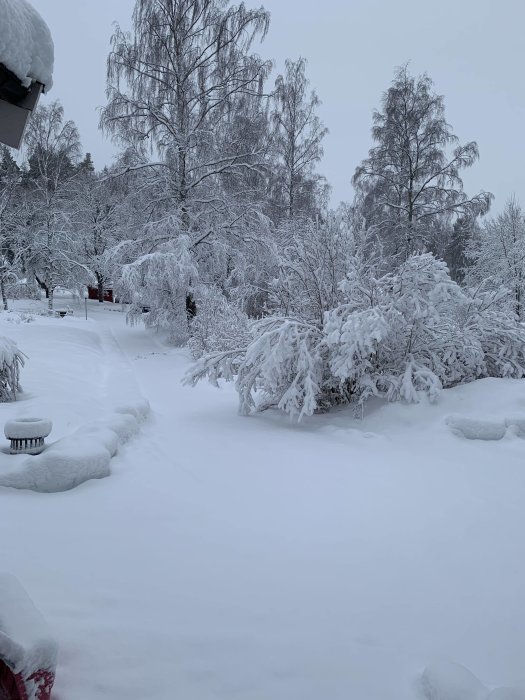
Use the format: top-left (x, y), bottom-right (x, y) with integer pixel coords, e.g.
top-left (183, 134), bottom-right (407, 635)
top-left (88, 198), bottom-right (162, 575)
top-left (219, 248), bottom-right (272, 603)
top-left (187, 316), bottom-right (329, 419)
top-left (269, 216), bottom-right (351, 322)
top-left (188, 286), bottom-right (250, 359)
top-left (187, 253), bottom-right (525, 419)
top-left (0, 336), bottom-right (25, 401)
top-left (459, 286), bottom-right (525, 379)
top-left (325, 255), bottom-right (486, 405)
top-left (6, 311), bottom-right (35, 324)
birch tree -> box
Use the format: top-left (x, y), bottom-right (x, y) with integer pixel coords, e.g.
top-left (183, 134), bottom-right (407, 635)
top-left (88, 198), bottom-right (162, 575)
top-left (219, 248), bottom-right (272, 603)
top-left (270, 57), bottom-right (327, 221)
top-left (102, 0), bottom-right (271, 229)
top-left (0, 148), bottom-right (22, 310)
top-left (22, 101), bottom-right (84, 310)
top-left (101, 0), bottom-right (272, 332)
top-left (353, 65), bottom-right (492, 260)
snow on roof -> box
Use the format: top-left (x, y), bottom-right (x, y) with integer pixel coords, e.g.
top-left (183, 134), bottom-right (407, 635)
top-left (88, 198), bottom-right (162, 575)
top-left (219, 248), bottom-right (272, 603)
top-left (0, 0), bottom-right (54, 90)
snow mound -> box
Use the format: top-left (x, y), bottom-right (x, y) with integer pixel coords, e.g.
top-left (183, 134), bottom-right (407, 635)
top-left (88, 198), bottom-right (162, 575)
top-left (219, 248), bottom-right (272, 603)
top-left (446, 415), bottom-right (507, 441)
top-left (0, 400), bottom-right (150, 493)
top-left (419, 662), bottom-right (525, 700)
top-left (0, 573), bottom-right (58, 677)
top-left (0, 0), bottom-right (54, 89)
top-left (487, 690), bottom-right (525, 700)
top-left (446, 414), bottom-right (525, 440)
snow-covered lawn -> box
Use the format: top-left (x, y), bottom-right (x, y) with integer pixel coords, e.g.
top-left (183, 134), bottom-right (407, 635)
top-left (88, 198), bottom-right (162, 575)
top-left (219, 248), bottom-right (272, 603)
top-left (1, 300), bottom-right (525, 699)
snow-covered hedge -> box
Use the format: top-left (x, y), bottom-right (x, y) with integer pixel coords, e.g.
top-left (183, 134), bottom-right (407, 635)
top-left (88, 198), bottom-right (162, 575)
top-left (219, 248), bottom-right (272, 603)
top-left (186, 254), bottom-right (525, 419)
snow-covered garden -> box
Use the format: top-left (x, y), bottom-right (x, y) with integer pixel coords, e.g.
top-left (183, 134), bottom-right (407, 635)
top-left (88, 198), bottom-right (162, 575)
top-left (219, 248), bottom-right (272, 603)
top-left (0, 299), bottom-right (524, 699)
top-left (1, 0), bottom-right (525, 697)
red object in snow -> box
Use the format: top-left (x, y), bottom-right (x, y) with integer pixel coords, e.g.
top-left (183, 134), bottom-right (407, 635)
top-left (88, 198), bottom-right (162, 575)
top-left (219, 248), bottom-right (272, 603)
top-left (0, 662), bottom-right (55, 700)
top-left (87, 286), bottom-right (114, 303)
top-left (0, 576), bottom-right (58, 700)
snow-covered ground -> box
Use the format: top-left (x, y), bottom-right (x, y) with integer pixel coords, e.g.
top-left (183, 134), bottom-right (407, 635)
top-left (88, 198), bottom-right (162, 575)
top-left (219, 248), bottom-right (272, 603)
top-left (1, 299), bottom-right (525, 699)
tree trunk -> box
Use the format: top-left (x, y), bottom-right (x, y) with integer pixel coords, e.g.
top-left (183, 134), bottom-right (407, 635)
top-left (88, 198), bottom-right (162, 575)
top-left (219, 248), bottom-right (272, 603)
top-left (0, 278), bottom-right (7, 311)
top-left (47, 287), bottom-right (54, 312)
top-left (35, 275), bottom-right (49, 299)
top-left (97, 274), bottom-right (104, 303)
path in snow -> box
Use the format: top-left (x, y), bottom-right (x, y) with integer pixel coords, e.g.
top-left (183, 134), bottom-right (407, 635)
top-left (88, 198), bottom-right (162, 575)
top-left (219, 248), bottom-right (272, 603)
top-left (2, 303), bottom-right (525, 699)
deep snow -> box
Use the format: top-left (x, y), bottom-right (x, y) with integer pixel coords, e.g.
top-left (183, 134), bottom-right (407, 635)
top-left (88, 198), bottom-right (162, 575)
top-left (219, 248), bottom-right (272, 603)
top-left (1, 300), bottom-right (525, 699)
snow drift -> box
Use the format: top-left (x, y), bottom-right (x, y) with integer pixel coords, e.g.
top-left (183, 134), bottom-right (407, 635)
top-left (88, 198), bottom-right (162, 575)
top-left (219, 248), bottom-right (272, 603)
top-left (0, 400), bottom-right (150, 493)
top-left (419, 662), bottom-right (525, 700)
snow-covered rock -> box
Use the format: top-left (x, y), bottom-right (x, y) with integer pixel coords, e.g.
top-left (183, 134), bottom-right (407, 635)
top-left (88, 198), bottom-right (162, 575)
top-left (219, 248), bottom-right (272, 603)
top-left (0, 0), bottom-right (54, 89)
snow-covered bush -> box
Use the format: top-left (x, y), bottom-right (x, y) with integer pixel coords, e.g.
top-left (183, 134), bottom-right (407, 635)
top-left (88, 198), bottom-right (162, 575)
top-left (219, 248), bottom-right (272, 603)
top-left (188, 286), bottom-right (250, 359)
top-left (187, 254), bottom-right (525, 419)
top-left (269, 216), bottom-right (352, 322)
top-left (0, 336), bottom-right (25, 400)
top-left (5, 311), bottom-right (35, 324)
top-left (325, 255), bottom-right (486, 405)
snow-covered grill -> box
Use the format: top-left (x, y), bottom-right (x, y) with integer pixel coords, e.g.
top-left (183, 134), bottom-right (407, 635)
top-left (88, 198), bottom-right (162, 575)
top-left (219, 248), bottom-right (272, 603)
top-left (4, 417), bottom-right (52, 455)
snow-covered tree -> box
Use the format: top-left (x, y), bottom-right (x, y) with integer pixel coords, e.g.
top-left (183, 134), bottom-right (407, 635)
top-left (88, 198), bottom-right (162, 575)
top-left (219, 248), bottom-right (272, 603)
top-left (466, 197), bottom-right (525, 319)
top-left (270, 57), bottom-right (328, 221)
top-left (117, 218), bottom-right (197, 344)
top-left (353, 65), bottom-right (492, 261)
top-left (71, 165), bottom-right (134, 302)
top-left (188, 284), bottom-right (250, 358)
top-left (0, 147), bottom-right (23, 309)
top-left (101, 0), bottom-right (273, 332)
top-left (21, 101), bottom-right (85, 309)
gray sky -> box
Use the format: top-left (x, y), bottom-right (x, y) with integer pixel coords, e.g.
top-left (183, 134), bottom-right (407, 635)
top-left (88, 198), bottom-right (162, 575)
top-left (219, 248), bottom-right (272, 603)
top-left (31, 0), bottom-right (525, 212)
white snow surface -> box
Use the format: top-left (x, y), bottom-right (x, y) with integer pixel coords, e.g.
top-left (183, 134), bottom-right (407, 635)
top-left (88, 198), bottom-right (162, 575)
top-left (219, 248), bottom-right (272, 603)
top-left (419, 662), bottom-right (525, 700)
top-left (0, 573), bottom-right (58, 676)
top-left (0, 307), bottom-right (149, 492)
top-left (0, 0), bottom-right (53, 89)
top-left (1, 299), bottom-right (525, 698)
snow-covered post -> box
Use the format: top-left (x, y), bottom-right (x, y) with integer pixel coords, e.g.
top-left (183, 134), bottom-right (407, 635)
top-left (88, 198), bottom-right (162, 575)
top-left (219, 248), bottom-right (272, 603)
top-left (0, 0), bottom-right (54, 149)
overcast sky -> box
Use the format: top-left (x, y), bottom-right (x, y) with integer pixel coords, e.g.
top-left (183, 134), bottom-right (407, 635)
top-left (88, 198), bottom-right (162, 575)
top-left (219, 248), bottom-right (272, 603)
top-left (31, 0), bottom-right (525, 213)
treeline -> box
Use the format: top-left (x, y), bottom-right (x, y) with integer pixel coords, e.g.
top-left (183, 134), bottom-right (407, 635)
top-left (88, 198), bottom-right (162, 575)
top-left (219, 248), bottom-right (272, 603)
top-left (2, 0), bottom-right (525, 416)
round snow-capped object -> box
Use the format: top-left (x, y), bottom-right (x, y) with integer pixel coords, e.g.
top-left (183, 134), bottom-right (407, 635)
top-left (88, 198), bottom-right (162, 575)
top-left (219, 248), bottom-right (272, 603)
top-left (4, 417), bottom-right (53, 439)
